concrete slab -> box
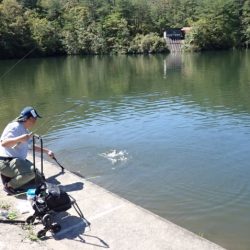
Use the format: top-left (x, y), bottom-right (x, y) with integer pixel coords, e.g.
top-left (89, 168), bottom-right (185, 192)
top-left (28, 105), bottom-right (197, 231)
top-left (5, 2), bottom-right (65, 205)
top-left (0, 157), bottom-right (227, 250)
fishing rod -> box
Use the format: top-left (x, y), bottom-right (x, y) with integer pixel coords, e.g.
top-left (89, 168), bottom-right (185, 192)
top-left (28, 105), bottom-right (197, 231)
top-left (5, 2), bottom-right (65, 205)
top-left (0, 219), bottom-right (26, 225)
top-left (52, 156), bottom-right (65, 173)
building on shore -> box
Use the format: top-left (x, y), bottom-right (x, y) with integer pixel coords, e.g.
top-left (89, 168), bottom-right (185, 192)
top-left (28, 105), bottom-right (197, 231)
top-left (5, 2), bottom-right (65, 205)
top-left (164, 27), bottom-right (192, 52)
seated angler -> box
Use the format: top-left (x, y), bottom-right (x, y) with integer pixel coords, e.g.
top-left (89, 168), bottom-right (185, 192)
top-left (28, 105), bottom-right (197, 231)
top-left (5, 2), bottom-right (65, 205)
top-left (0, 106), bottom-right (55, 195)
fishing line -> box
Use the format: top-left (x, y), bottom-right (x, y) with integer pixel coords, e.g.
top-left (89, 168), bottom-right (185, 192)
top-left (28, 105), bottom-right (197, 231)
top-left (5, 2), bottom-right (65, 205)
top-left (52, 156), bottom-right (85, 178)
top-left (0, 47), bottom-right (36, 80)
top-left (33, 101), bottom-right (85, 137)
top-left (52, 156), bottom-right (102, 181)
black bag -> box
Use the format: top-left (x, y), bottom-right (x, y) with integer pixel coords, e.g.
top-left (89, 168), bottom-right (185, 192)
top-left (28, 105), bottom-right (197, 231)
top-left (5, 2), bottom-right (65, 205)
top-left (35, 182), bottom-right (72, 213)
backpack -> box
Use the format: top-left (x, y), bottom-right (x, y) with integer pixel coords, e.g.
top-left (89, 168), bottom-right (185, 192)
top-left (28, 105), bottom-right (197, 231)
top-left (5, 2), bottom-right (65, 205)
top-left (26, 181), bottom-right (90, 238)
top-left (34, 182), bottom-right (72, 214)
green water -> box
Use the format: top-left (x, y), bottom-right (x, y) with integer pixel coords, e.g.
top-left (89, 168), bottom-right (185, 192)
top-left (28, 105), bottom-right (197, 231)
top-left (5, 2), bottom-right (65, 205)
top-left (0, 51), bottom-right (250, 250)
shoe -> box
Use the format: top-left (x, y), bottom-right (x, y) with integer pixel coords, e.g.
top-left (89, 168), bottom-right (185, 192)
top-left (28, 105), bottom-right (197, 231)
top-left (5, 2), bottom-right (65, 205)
top-left (3, 183), bottom-right (18, 195)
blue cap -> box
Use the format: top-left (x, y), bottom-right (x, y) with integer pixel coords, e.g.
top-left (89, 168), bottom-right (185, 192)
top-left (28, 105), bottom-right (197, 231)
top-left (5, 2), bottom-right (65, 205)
top-left (18, 106), bottom-right (42, 121)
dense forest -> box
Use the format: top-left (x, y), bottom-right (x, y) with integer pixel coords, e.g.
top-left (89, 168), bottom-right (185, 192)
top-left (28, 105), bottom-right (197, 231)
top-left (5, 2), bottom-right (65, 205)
top-left (0, 0), bottom-right (249, 58)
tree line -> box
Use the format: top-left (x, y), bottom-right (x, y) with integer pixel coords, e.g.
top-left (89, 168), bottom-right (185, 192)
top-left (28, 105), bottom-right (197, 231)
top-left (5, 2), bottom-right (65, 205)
top-left (0, 0), bottom-right (249, 59)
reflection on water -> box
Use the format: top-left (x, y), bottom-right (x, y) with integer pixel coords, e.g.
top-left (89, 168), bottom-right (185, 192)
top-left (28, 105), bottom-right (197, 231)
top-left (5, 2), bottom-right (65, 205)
top-left (0, 52), bottom-right (250, 250)
top-left (164, 53), bottom-right (183, 77)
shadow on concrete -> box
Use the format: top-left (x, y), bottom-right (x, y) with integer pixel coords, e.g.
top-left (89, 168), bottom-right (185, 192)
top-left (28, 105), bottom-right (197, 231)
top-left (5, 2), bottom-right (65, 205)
top-left (46, 172), bottom-right (64, 184)
top-left (81, 234), bottom-right (110, 248)
top-left (50, 213), bottom-right (110, 248)
top-left (45, 173), bottom-right (84, 192)
top-left (59, 182), bottom-right (84, 192)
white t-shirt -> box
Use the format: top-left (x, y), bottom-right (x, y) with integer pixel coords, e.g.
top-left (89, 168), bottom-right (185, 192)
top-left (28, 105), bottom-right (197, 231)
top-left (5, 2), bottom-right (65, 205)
top-left (0, 121), bottom-right (31, 160)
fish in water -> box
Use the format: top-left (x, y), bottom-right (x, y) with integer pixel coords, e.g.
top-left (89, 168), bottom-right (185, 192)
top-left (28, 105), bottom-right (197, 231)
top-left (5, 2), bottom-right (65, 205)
top-left (100, 149), bottom-right (128, 164)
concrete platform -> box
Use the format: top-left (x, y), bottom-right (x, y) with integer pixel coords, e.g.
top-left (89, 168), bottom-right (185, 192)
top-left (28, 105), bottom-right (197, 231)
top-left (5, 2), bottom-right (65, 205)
top-left (0, 157), bottom-right (226, 250)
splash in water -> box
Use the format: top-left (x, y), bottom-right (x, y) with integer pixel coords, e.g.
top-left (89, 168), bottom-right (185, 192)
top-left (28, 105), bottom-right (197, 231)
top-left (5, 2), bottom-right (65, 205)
top-left (100, 149), bottom-right (128, 164)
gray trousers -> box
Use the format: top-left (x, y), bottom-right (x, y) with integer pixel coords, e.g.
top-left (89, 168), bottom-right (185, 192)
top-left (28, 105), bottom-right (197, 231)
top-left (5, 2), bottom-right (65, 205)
top-left (0, 158), bottom-right (42, 189)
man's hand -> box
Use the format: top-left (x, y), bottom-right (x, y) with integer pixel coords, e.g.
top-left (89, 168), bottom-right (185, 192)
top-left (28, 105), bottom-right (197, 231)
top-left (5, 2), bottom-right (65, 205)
top-left (18, 132), bottom-right (33, 143)
top-left (47, 150), bottom-right (55, 159)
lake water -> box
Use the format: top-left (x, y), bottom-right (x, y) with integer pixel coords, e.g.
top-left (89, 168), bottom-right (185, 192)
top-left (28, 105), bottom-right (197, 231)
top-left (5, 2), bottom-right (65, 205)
top-left (0, 51), bottom-right (250, 249)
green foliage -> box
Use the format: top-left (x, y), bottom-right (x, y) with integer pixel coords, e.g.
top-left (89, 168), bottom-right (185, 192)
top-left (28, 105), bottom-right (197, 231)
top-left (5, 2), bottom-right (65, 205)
top-left (80, 0), bottom-right (113, 22)
top-left (242, 0), bottom-right (250, 46)
top-left (128, 33), bottom-right (168, 54)
top-left (38, 0), bottom-right (64, 20)
top-left (18, 0), bottom-right (38, 9)
top-left (7, 210), bottom-right (17, 220)
top-left (0, 0), bottom-right (249, 58)
top-left (0, 202), bottom-right (11, 210)
top-left (149, 0), bottom-right (199, 34)
top-left (102, 12), bottom-right (130, 53)
top-left (184, 0), bottom-right (242, 51)
top-left (61, 5), bottom-right (94, 54)
top-left (0, 0), bottom-right (34, 58)
top-left (26, 10), bottom-right (62, 54)
top-left (23, 224), bottom-right (39, 241)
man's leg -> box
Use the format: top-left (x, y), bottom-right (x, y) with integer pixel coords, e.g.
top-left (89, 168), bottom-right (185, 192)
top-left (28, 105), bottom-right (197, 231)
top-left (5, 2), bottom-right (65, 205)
top-left (7, 158), bottom-right (35, 189)
top-left (0, 159), bottom-right (16, 183)
top-left (20, 168), bottom-right (45, 189)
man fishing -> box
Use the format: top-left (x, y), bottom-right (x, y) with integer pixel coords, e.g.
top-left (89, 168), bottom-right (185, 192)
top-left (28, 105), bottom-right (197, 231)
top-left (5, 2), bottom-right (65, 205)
top-left (0, 106), bottom-right (54, 195)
